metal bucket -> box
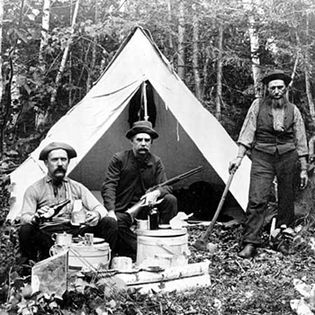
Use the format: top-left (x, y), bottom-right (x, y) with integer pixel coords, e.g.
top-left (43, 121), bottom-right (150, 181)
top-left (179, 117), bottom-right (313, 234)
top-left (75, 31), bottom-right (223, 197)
top-left (136, 228), bottom-right (189, 268)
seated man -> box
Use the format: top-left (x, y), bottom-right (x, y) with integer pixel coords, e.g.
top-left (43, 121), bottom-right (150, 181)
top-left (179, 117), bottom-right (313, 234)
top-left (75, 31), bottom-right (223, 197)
top-left (101, 120), bottom-right (178, 260)
top-left (19, 142), bottom-right (118, 264)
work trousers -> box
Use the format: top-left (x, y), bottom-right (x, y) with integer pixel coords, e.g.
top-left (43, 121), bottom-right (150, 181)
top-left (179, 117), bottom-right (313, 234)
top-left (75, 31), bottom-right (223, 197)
top-left (243, 149), bottom-right (298, 245)
top-left (18, 217), bottom-right (118, 262)
top-left (115, 193), bottom-right (178, 261)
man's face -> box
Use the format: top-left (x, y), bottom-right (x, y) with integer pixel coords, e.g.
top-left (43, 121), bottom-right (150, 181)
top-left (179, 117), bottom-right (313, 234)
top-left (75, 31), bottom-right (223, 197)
top-left (131, 133), bottom-right (152, 157)
top-left (45, 149), bottom-right (69, 182)
top-left (267, 79), bottom-right (286, 99)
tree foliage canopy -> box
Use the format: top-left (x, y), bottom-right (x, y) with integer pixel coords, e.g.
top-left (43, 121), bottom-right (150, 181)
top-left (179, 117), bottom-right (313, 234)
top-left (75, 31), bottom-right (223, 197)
top-left (0, 0), bottom-right (314, 159)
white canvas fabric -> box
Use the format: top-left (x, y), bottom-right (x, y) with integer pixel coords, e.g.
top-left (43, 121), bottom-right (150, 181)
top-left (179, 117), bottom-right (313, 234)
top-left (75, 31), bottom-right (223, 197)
top-left (7, 27), bottom-right (251, 221)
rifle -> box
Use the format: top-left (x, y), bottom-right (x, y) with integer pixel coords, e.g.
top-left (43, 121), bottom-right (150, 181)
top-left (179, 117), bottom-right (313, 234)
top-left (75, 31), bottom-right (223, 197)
top-left (126, 166), bottom-right (203, 221)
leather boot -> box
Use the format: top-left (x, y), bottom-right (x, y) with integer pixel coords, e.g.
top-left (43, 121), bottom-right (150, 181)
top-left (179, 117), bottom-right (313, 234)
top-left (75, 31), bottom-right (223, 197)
top-left (238, 243), bottom-right (256, 258)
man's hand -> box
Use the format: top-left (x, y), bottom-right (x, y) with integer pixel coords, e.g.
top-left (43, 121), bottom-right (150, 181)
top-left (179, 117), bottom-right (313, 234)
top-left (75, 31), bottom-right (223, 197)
top-left (228, 157), bottom-right (243, 174)
top-left (85, 210), bottom-right (101, 226)
top-left (107, 210), bottom-right (117, 221)
top-left (37, 205), bottom-right (55, 219)
top-left (300, 170), bottom-right (308, 190)
top-left (141, 190), bottom-right (161, 205)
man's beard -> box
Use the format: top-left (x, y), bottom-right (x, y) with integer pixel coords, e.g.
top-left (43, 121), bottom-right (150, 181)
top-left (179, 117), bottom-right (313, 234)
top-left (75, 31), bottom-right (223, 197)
top-left (136, 149), bottom-right (149, 159)
top-left (267, 94), bottom-right (288, 108)
top-left (52, 168), bottom-right (66, 184)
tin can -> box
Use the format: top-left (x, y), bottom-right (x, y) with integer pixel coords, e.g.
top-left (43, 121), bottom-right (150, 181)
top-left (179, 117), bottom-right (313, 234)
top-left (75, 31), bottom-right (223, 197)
top-left (84, 233), bottom-right (94, 246)
top-left (136, 219), bottom-right (149, 230)
top-left (148, 208), bottom-right (159, 230)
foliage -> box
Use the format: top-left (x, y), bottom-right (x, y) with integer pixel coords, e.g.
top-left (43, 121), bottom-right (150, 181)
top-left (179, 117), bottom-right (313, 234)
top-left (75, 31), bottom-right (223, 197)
top-left (0, 0), bottom-right (314, 157)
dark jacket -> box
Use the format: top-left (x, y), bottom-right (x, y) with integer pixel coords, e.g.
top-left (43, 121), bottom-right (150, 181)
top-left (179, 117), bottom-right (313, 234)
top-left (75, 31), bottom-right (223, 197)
top-left (101, 150), bottom-right (172, 212)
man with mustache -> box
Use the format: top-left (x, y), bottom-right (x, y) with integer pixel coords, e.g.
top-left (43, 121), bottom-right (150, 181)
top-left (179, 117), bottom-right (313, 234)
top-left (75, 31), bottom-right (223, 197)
top-left (19, 142), bottom-right (118, 265)
top-left (229, 70), bottom-right (309, 258)
top-left (102, 120), bottom-right (177, 260)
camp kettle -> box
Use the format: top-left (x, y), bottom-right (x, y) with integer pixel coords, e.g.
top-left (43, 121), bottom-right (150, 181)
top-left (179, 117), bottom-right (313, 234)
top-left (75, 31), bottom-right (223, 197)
top-left (51, 232), bottom-right (73, 246)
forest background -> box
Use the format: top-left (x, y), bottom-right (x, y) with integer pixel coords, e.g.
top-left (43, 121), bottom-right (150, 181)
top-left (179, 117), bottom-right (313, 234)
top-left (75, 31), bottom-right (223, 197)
top-left (0, 0), bottom-right (314, 170)
top-left (0, 1), bottom-right (315, 313)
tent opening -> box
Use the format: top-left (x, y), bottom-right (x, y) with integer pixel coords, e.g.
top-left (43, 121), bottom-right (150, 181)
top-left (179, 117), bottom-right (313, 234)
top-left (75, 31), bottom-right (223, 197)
top-left (128, 80), bottom-right (157, 127)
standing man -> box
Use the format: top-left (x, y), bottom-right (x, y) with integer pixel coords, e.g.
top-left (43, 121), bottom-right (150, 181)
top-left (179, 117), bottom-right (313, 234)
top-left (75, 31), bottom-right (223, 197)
top-left (101, 120), bottom-right (178, 260)
top-left (229, 70), bottom-right (308, 258)
top-left (19, 142), bottom-right (118, 264)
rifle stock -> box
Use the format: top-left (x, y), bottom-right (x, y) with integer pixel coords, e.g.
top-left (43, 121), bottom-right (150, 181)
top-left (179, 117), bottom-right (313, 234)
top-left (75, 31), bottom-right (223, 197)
top-left (126, 166), bottom-right (203, 222)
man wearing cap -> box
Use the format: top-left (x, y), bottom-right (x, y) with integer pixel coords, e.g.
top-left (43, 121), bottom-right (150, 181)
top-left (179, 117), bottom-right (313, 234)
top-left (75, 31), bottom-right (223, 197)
top-left (101, 120), bottom-right (178, 260)
top-left (19, 142), bottom-right (118, 264)
top-left (229, 70), bottom-right (308, 258)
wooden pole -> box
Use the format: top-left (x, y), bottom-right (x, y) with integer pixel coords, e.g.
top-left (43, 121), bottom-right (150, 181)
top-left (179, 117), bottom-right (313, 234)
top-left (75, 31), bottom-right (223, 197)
top-left (142, 82), bottom-right (149, 121)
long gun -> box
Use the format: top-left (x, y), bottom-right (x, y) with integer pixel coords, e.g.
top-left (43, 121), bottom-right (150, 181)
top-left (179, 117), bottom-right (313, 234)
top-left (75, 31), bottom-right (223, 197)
top-left (126, 166), bottom-right (203, 221)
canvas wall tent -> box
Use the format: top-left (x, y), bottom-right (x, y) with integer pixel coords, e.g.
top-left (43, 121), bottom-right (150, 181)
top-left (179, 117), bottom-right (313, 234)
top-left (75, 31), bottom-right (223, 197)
top-left (7, 27), bottom-right (251, 221)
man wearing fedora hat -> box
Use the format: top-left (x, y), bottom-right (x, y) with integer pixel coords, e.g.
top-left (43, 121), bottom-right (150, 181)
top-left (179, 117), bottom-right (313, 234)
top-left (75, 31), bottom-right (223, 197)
top-left (19, 142), bottom-right (118, 265)
top-left (101, 120), bottom-right (178, 260)
top-left (229, 70), bottom-right (308, 258)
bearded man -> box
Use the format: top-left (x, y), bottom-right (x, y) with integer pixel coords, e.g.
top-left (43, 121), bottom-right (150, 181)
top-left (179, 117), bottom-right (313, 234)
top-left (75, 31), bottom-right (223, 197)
top-left (229, 70), bottom-right (308, 258)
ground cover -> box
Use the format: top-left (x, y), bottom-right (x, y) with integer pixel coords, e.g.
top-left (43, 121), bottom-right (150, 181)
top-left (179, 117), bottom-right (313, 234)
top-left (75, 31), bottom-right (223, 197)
top-left (1, 212), bottom-right (315, 315)
top-left (1, 168), bottom-right (315, 315)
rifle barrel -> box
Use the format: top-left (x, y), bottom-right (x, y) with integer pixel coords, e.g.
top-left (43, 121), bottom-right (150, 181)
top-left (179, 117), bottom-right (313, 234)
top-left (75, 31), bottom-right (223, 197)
top-left (160, 166), bottom-right (203, 187)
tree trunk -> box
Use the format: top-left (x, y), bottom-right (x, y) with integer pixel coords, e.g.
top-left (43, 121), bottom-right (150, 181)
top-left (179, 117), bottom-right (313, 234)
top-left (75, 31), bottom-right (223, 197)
top-left (0, 0), bottom-right (3, 107)
top-left (248, 18), bottom-right (260, 97)
top-left (192, 5), bottom-right (201, 100)
top-left (287, 50), bottom-right (299, 101)
top-left (305, 68), bottom-right (315, 121)
top-left (86, 0), bottom-right (98, 92)
top-left (243, 0), bottom-right (260, 97)
top-left (177, 0), bottom-right (185, 80)
top-left (215, 23), bottom-right (223, 121)
top-left (35, 0), bottom-right (51, 130)
top-left (0, 0), bottom-right (4, 155)
top-left (69, 0), bottom-right (73, 107)
top-left (201, 44), bottom-right (209, 99)
top-left (0, 0), bottom-right (25, 154)
top-left (39, 0), bottom-right (51, 67)
top-left (167, 0), bottom-right (173, 49)
top-left (304, 12), bottom-right (315, 121)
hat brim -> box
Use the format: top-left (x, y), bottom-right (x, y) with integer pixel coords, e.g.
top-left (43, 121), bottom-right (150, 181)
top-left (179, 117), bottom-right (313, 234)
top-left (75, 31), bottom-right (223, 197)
top-left (126, 127), bottom-right (159, 139)
top-left (39, 142), bottom-right (77, 160)
top-left (261, 73), bottom-right (291, 86)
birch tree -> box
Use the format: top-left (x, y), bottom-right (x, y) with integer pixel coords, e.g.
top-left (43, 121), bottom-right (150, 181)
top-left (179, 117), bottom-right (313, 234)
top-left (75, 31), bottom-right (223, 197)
top-left (215, 22), bottom-right (223, 120)
top-left (304, 11), bottom-right (315, 121)
top-left (39, 0), bottom-right (51, 68)
top-left (35, 0), bottom-right (51, 129)
top-left (167, 0), bottom-right (173, 51)
top-left (86, 0), bottom-right (98, 92)
top-left (192, 3), bottom-right (201, 99)
top-left (177, 0), bottom-right (185, 80)
top-left (243, 0), bottom-right (261, 97)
